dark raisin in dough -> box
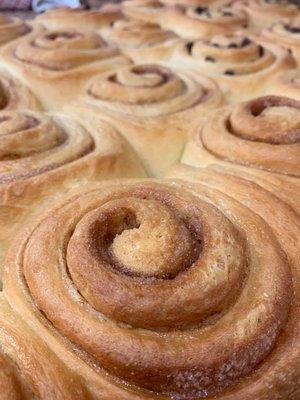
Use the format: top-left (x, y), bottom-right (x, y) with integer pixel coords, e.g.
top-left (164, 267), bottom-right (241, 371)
top-left (224, 69), bottom-right (235, 75)
top-left (241, 37), bottom-right (251, 47)
top-left (286, 25), bottom-right (300, 34)
top-left (259, 45), bottom-right (264, 57)
top-left (186, 41), bottom-right (194, 54)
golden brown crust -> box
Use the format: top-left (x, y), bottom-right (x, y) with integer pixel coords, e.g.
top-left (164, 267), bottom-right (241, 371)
top-left (65, 63), bottom-right (223, 176)
top-left (3, 176), bottom-right (299, 399)
top-left (182, 95), bottom-right (300, 177)
top-left (0, 25), bottom-right (130, 110)
top-left (0, 109), bottom-right (145, 278)
top-left (101, 19), bottom-right (179, 63)
top-left (167, 34), bottom-right (295, 102)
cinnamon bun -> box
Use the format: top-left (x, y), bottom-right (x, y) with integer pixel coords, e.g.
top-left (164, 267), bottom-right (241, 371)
top-left (65, 63), bottom-right (223, 176)
top-left (182, 95), bottom-right (300, 179)
top-left (3, 176), bottom-right (299, 399)
top-left (167, 33), bottom-right (295, 102)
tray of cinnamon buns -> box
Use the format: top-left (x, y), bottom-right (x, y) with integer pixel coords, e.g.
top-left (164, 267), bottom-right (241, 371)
top-left (0, 0), bottom-right (299, 399)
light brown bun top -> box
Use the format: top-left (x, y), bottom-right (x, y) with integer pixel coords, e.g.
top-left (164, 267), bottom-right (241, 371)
top-left (101, 18), bottom-right (177, 50)
top-left (2, 174), bottom-right (299, 399)
top-left (122, 0), bottom-right (169, 24)
top-left (65, 63), bottom-right (223, 176)
top-left (236, 0), bottom-right (300, 30)
top-left (101, 18), bottom-right (179, 62)
top-left (167, 33), bottom-right (295, 101)
top-left (163, 3), bottom-right (249, 39)
top-left (35, 4), bottom-right (122, 30)
top-left (261, 17), bottom-right (300, 64)
top-left (0, 15), bottom-right (31, 47)
top-left (182, 95), bottom-right (300, 177)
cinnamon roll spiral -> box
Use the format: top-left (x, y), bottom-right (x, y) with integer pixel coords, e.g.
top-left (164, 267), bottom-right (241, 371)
top-left (168, 34), bottom-right (295, 102)
top-left (0, 15), bottom-right (31, 47)
top-left (163, 4), bottom-right (249, 39)
top-left (0, 26), bottom-right (129, 110)
top-left (66, 63), bottom-right (223, 176)
top-left (36, 4), bottom-right (122, 30)
top-left (236, 0), bottom-right (300, 30)
top-left (0, 109), bottom-right (145, 277)
top-left (261, 17), bottom-right (300, 65)
top-left (3, 176), bottom-right (299, 399)
top-left (101, 19), bottom-right (179, 63)
top-left (182, 95), bottom-right (300, 178)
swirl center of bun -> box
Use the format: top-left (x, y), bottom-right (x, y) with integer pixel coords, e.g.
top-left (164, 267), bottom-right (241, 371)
top-left (39, 30), bottom-right (83, 45)
top-left (230, 96), bottom-right (300, 144)
top-left (86, 64), bottom-right (220, 118)
top-left (91, 65), bottom-right (185, 104)
top-left (68, 197), bottom-right (200, 280)
top-left (15, 28), bottom-right (118, 71)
